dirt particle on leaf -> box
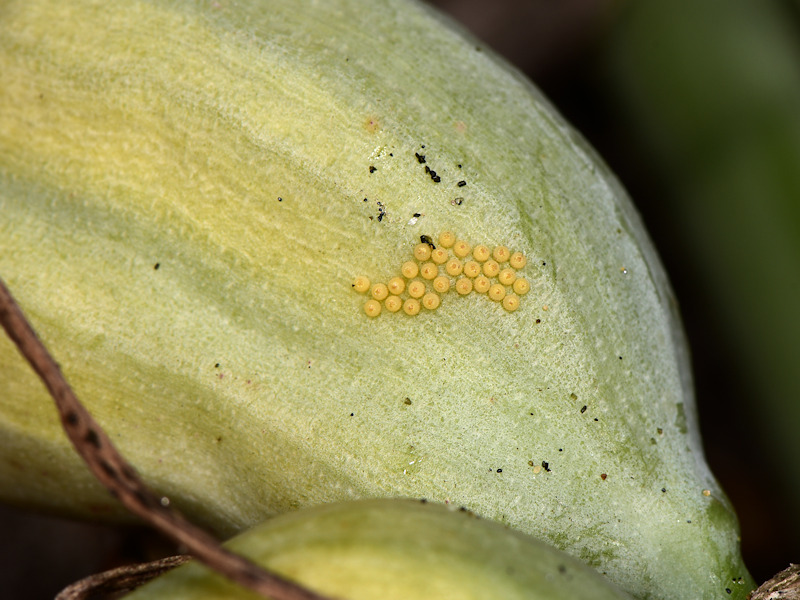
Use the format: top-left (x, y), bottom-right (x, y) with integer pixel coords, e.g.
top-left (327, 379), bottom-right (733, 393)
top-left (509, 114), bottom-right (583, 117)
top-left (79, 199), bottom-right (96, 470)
top-left (364, 116), bottom-right (380, 133)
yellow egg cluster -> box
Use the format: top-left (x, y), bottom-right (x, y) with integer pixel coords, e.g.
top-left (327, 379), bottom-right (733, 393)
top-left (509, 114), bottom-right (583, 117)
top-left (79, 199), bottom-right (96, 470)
top-left (352, 232), bottom-right (530, 317)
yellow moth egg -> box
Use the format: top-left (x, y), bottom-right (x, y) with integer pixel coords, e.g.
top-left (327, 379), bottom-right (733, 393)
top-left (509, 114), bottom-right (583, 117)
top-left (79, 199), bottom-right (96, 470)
top-left (492, 246), bottom-right (510, 263)
top-left (371, 283), bottom-right (389, 301)
top-left (455, 278), bottom-right (473, 295)
top-left (408, 280), bottom-right (426, 299)
top-left (463, 261), bottom-right (481, 278)
top-left (473, 275), bottom-right (490, 294)
top-left (445, 258), bottom-right (463, 277)
top-left (512, 277), bottom-right (530, 295)
top-left (472, 245), bottom-right (490, 262)
top-left (498, 268), bottom-right (517, 286)
top-left (453, 240), bottom-right (471, 258)
top-left (502, 294), bottom-right (520, 312)
top-left (488, 283), bottom-right (507, 301)
top-left (384, 295), bottom-right (402, 313)
top-left (420, 262), bottom-right (438, 280)
top-left (430, 248), bottom-right (449, 264)
top-left (509, 251), bottom-right (527, 270)
top-left (422, 292), bottom-right (441, 310)
top-left (401, 261), bottom-right (420, 279)
top-left (387, 276), bottom-right (405, 295)
top-left (352, 276), bottom-right (370, 293)
top-left (413, 243), bottom-right (432, 262)
top-left (364, 299), bottom-right (382, 317)
top-left (403, 298), bottom-right (421, 316)
top-left (439, 231), bottom-right (456, 248)
top-left (433, 275), bottom-right (451, 293)
top-left (482, 259), bottom-right (500, 278)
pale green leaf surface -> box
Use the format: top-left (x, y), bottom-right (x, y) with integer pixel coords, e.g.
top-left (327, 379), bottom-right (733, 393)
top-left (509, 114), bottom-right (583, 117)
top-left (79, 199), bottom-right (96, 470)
top-left (0, 1), bottom-right (752, 598)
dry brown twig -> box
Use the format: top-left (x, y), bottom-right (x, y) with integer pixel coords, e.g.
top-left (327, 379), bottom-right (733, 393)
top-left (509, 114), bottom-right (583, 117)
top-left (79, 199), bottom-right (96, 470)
top-left (0, 276), bottom-right (333, 600)
top-left (750, 564), bottom-right (800, 600)
top-left (55, 555), bottom-right (192, 600)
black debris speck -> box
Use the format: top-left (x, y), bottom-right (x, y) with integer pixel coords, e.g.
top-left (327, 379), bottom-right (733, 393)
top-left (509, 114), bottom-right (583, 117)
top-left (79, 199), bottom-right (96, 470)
top-left (422, 164), bottom-right (441, 183)
top-left (369, 166), bottom-right (376, 173)
top-left (415, 152), bottom-right (426, 164)
top-left (541, 461), bottom-right (551, 472)
top-left (413, 212), bottom-right (421, 218)
top-left (420, 235), bottom-right (435, 249)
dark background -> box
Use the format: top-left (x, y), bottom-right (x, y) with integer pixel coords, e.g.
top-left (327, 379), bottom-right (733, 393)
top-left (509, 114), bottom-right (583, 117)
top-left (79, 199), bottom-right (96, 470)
top-left (2, 1), bottom-right (798, 597)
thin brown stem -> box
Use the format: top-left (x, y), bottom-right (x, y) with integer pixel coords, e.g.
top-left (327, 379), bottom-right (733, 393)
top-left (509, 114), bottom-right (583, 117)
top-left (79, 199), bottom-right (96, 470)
top-left (55, 555), bottom-right (191, 600)
top-left (0, 276), bottom-right (333, 600)
top-left (750, 564), bottom-right (800, 600)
